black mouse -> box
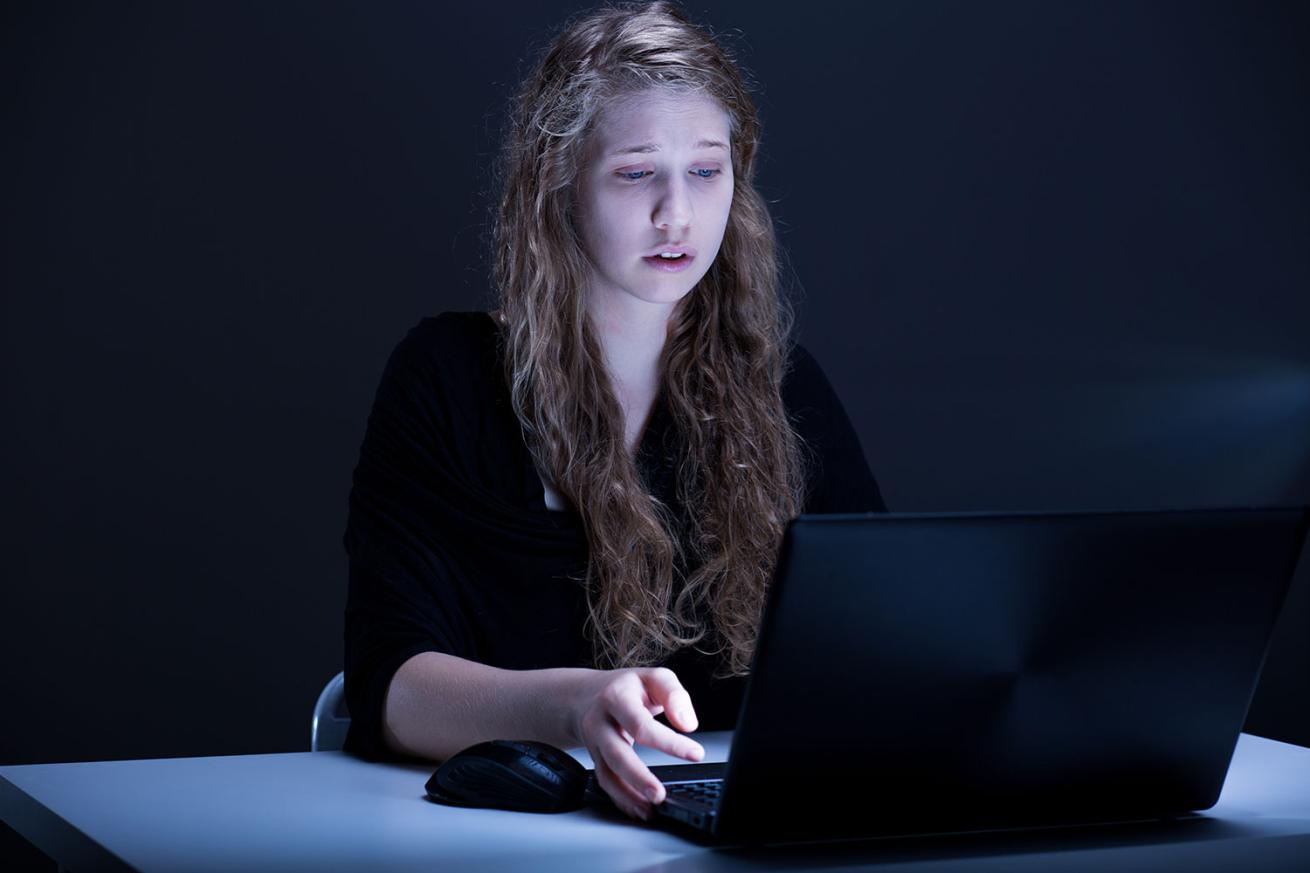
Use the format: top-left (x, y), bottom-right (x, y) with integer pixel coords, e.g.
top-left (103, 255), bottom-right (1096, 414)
top-left (425, 739), bottom-right (590, 813)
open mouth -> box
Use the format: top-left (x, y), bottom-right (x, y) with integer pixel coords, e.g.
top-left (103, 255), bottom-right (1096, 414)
top-left (643, 253), bottom-right (694, 272)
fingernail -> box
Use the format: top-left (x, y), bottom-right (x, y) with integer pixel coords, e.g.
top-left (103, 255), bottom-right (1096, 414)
top-left (646, 785), bottom-right (662, 803)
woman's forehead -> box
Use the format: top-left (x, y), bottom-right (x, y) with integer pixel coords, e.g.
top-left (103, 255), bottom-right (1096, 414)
top-left (591, 89), bottom-right (731, 154)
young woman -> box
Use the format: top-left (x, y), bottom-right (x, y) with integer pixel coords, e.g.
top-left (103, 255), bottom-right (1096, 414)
top-left (343, 0), bottom-right (886, 823)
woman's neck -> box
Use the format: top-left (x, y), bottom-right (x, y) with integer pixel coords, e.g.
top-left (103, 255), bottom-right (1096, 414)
top-left (585, 289), bottom-right (674, 394)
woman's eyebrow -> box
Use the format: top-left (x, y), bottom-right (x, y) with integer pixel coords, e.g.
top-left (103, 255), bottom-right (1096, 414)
top-left (609, 138), bottom-right (728, 156)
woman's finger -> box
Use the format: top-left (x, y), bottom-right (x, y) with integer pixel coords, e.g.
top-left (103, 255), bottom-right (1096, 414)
top-left (607, 682), bottom-right (705, 762)
top-left (590, 743), bottom-right (650, 821)
top-left (595, 715), bottom-right (672, 806)
top-left (641, 667), bottom-right (700, 734)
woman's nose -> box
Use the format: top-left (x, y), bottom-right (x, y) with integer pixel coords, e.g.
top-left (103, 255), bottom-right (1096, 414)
top-left (653, 177), bottom-right (693, 232)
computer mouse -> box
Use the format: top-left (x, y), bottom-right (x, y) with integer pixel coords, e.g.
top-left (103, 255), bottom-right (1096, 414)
top-left (425, 739), bottom-right (590, 813)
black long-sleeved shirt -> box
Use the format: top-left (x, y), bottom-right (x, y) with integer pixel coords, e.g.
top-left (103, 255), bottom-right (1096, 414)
top-left (342, 311), bottom-right (886, 761)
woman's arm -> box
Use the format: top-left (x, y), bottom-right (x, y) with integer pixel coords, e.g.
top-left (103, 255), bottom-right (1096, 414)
top-left (383, 651), bottom-right (705, 823)
top-left (382, 651), bottom-right (585, 759)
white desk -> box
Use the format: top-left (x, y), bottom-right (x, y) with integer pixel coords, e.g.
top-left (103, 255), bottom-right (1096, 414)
top-left (3, 731), bottom-right (1309, 872)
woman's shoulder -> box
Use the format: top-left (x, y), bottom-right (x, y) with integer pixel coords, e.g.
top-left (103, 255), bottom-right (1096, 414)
top-left (780, 339), bottom-right (830, 407)
top-left (784, 339), bottom-right (819, 372)
top-left (398, 310), bottom-right (500, 359)
top-left (386, 311), bottom-right (501, 380)
top-left (377, 311), bottom-right (504, 410)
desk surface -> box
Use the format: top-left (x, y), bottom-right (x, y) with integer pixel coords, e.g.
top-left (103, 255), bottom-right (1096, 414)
top-left (3, 732), bottom-right (1309, 872)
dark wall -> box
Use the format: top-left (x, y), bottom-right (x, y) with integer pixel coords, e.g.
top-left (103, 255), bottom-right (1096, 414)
top-left (3, 0), bottom-right (1307, 834)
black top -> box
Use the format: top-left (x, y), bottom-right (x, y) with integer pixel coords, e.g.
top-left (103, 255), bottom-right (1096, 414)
top-left (342, 311), bottom-right (886, 761)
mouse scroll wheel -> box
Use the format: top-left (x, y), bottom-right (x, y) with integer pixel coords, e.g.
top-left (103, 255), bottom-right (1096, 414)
top-left (510, 742), bottom-right (549, 764)
top-left (521, 757), bottom-right (562, 785)
top-left (517, 745), bottom-right (559, 768)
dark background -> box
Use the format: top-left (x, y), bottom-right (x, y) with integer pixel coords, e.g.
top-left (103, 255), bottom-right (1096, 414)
top-left (3, 0), bottom-right (1308, 866)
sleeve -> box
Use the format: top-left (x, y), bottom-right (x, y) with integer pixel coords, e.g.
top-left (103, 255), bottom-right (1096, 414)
top-left (341, 318), bottom-right (483, 762)
top-left (785, 344), bottom-right (889, 515)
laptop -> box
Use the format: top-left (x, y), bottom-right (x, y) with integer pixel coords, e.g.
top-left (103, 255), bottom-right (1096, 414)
top-left (620, 506), bottom-right (1309, 848)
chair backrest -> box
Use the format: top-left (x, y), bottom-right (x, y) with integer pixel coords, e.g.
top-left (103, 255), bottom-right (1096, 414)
top-left (311, 671), bottom-right (351, 752)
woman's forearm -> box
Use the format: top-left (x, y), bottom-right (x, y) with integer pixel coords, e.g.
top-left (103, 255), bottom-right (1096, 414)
top-left (381, 650), bottom-right (591, 761)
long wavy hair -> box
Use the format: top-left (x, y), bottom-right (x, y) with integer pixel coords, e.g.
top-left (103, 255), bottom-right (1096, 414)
top-left (489, 0), bottom-right (810, 680)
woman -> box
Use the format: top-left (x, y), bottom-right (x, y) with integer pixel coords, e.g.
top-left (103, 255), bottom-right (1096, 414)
top-left (343, 0), bottom-right (886, 823)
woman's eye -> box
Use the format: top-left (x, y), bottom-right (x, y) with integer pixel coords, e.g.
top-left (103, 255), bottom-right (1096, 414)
top-left (616, 168), bottom-right (723, 182)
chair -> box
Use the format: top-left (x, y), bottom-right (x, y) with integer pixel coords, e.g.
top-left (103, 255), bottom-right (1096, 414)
top-left (311, 671), bottom-right (351, 752)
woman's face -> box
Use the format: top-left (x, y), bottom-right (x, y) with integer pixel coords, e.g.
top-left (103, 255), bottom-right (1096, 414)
top-left (573, 88), bottom-right (735, 314)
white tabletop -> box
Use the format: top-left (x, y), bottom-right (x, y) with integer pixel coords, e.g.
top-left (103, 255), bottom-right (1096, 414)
top-left (3, 732), bottom-right (1309, 872)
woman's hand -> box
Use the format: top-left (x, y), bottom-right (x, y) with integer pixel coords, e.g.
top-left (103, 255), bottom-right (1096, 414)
top-left (568, 667), bottom-right (705, 822)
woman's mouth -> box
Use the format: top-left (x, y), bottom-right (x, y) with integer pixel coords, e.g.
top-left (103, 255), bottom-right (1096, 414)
top-left (643, 253), bottom-right (695, 273)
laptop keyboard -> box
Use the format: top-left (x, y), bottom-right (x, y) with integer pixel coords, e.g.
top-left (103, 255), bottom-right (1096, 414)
top-left (667, 779), bottom-right (723, 807)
